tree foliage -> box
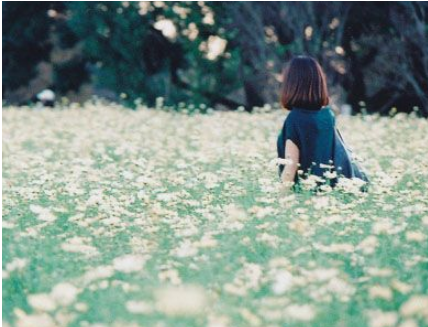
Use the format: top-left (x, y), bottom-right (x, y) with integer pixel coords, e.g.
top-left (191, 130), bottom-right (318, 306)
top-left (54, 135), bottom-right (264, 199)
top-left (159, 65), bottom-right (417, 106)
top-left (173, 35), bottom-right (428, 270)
top-left (2, 1), bottom-right (428, 115)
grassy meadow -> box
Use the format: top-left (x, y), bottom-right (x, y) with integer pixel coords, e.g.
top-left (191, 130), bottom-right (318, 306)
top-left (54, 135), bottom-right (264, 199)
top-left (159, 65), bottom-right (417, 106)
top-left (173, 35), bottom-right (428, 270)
top-left (2, 102), bottom-right (428, 327)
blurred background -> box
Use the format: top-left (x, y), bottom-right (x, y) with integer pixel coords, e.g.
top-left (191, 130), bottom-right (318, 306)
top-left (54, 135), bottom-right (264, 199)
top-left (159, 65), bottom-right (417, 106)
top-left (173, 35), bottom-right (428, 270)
top-left (2, 1), bottom-right (428, 116)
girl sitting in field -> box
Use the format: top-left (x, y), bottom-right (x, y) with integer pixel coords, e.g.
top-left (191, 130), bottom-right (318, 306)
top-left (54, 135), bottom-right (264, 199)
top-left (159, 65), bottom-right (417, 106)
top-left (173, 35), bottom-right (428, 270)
top-left (277, 55), bottom-right (369, 190)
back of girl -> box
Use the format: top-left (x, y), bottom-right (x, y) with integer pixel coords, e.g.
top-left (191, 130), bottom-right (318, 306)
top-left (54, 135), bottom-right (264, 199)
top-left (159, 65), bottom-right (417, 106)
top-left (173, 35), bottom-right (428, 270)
top-left (285, 106), bottom-right (336, 179)
top-left (277, 56), bottom-right (337, 188)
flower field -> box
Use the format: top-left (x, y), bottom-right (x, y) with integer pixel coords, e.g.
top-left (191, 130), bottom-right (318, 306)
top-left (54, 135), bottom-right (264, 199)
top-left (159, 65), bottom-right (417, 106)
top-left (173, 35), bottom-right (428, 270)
top-left (2, 102), bottom-right (428, 327)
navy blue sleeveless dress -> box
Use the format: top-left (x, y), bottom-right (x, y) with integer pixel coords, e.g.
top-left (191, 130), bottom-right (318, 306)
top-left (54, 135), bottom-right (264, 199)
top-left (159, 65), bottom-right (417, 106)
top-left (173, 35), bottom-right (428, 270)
top-left (277, 106), bottom-right (369, 187)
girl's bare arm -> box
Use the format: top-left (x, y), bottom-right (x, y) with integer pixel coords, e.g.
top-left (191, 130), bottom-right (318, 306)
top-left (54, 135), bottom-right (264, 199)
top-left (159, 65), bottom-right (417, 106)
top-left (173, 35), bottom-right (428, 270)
top-left (281, 139), bottom-right (300, 186)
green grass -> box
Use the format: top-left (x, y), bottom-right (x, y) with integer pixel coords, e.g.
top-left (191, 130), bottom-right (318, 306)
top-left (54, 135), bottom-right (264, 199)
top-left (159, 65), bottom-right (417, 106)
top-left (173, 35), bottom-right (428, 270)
top-left (2, 103), bottom-right (428, 327)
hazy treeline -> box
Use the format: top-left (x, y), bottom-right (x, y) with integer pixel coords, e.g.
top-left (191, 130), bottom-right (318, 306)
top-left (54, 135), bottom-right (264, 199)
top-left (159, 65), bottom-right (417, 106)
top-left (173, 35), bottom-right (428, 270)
top-left (3, 1), bottom-right (428, 115)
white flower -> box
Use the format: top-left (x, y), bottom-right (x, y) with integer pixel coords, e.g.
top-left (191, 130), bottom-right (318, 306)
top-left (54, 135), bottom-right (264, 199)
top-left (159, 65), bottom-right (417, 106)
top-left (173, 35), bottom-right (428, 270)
top-left (6, 258), bottom-right (28, 272)
top-left (126, 300), bottom-right (153, 314)
top-left (369, 285), bottom-right (393, 301)
top-left (15, 312), bottom-right (56, 327)
top-left (154, 284), bottom-right (208, 316)
top-left (83, 265), bottom-right (114, 284)
top-left (323, 171), bottom-right (337, 179)
top-left (400, 295), bottom-right (428, 317)
top-left (27, 293), bottom-right (57, 312)
top-left (366, 310), bottom-right (398, 327)
top-left (357, 236), bottom-right (378, 255)
top-left (29, 204), bottom-right (56, 222)
top-left (284, 304), bottom-right (316, 321)
top-left (314, 243), bottom-right (355, 253)
top-left (320, 163), bottom-right (334, 169)
top-left (405, 231), bottom-right (426, 242)
top-left (172, 240), bottom-right (198, 258)
top-left (272, 158), bottom-right (293, 166)
top-left (223, 204), bottom-right (247, 221)
top-left (335, 177), bottom-right (366, 193)
top-left (113, 255), bottom-right (146, 273)
top-left (391, 280), bottom-right (412, 294)
top-left (271, 270), bottom-right (294, 294)
top-left (61, 237), bottom-right (98, 257)
top-left (51, 283), bottom-right (79, 306)
top-left (101, 217), bottom-right (121, 226)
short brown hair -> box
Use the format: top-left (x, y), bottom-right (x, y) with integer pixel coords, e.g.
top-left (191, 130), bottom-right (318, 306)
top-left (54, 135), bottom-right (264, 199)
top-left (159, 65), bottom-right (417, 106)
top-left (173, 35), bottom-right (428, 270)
top-left (280, 56), bottom-right (329, 110)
